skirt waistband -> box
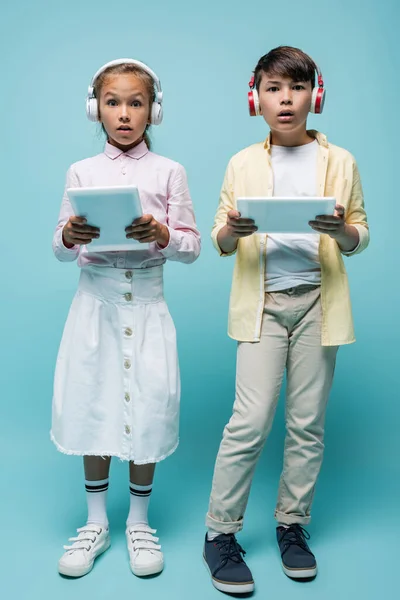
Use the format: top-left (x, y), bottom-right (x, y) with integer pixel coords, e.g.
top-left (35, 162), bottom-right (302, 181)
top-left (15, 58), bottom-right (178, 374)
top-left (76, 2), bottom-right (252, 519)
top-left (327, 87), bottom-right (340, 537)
top-left (78, 265), bottom-right (164, 304)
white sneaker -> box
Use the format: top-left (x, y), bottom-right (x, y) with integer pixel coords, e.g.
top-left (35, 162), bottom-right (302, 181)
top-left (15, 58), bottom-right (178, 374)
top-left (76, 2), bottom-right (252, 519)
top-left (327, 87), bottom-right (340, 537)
top-left (126, 523), bottom-right (164, 576)
top-left (58, 524), bottom-right (110, 577)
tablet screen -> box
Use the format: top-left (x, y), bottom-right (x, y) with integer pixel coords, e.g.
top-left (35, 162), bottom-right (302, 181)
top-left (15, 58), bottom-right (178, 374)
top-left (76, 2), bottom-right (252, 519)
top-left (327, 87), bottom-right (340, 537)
top-left (67, 185), bottom-right (149, 251)
top-left (237, 197), bottom-right (336, 234)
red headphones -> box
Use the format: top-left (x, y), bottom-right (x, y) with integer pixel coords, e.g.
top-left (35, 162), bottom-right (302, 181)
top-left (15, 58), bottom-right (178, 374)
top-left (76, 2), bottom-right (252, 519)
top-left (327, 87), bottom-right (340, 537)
top-left (248, 64), bottom-right (326, 116)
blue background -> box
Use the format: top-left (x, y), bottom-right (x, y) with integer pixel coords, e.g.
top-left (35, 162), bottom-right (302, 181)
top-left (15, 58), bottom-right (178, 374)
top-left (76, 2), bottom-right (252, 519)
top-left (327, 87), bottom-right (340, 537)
top-left (1, 0), bottom-right (398, 598)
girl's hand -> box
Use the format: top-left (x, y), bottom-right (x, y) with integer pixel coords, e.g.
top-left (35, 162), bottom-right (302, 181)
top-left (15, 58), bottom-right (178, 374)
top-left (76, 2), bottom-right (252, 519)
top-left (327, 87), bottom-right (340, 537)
top-left (62, 216), bottom-right (100, 248)
top-left (126, 214), bottom-right (170, 247)
top-left (226, 210), bottom-right (258, 238)
top-left (309, 204), bottom-right (346, 238)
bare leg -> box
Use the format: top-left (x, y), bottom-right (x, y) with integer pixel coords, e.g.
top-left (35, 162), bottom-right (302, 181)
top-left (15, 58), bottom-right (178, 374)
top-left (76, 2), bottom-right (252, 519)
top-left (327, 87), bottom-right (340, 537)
top-left (129, 462), bottom-right (155, 486)
top-left (84, 455), bottom-right (112, 481)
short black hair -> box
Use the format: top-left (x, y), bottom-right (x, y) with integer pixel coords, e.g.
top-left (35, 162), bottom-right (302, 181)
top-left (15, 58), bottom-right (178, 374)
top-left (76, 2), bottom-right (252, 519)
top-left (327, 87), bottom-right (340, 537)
top-left (254, 46), bottom-right (317, 91)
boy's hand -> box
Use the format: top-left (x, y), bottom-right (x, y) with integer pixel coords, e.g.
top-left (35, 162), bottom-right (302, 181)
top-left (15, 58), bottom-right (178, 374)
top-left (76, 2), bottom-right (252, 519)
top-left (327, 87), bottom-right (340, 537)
top-left (62, 217), bottom-right (100, 248)
top-left (226, 210), bottom-right (258, 238)
top-left (309, 204), bottom-right (359, 252)
top-left (126, 214), bottom-right (170, 248)
top-left (309, 204), bottom-right (346, 238)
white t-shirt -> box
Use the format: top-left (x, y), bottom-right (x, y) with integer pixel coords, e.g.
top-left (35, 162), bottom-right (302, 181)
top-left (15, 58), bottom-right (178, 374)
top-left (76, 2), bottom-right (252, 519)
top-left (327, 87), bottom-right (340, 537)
top-left (265, 140), bottom-right (321, 292)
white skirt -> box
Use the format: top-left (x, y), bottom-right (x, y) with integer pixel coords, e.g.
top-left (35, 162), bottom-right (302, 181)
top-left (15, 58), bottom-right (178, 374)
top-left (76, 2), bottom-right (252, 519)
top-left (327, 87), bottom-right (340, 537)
top-left (51, 265), bottom-right (180, 464)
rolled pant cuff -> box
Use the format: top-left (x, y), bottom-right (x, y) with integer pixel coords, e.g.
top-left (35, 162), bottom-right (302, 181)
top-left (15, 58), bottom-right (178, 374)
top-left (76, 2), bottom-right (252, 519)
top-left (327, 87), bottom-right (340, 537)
top-left (275, 510), bottom-right (311, 526)
top-left (206, 512), bottom-right (243, 534)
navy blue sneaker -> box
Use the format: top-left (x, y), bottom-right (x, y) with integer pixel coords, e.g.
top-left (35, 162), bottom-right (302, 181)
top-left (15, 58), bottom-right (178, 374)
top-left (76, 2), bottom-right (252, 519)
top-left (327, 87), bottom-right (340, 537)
top-left (203, 533), bottom-right (255, 594)
top-left (276, 525), bottom-right (317, 579)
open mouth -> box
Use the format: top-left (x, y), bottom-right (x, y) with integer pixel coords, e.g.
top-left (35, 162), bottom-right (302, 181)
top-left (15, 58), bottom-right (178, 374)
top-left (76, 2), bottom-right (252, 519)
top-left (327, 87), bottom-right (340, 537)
top-left (278, 111), bottom-right (294, 117)
top-left (117, 126), bottom-right (133, 132)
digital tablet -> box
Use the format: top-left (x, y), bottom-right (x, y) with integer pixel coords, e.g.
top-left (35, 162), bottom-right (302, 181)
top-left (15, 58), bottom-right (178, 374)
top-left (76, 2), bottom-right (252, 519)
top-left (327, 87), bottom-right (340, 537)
top-left (236, 197), bottom-right (336, 234)
top-left (67, 185), bottom-right (149, 251)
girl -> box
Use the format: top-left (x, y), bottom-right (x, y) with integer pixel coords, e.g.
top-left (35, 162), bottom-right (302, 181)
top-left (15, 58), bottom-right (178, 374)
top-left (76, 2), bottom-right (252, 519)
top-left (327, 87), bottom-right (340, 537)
top-left (51, 58), bottom-right (200, 578)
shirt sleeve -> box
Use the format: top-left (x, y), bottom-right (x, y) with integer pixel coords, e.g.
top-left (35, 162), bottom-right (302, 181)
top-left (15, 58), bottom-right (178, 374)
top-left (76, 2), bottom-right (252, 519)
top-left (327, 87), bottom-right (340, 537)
top-left (211, 160), bottom-right (237, 257)
top-left (341, 158), bottom-right (370, 257)
top-left (156, 164), bottom-right (201, 264)
top-left (52, 166), bottom-right (81, 262)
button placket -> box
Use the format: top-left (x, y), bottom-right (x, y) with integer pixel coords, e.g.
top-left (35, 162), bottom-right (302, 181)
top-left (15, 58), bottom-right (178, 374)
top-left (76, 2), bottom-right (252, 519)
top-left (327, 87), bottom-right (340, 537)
top-left (120, 154), bottom-right (127, 175)
top-left (123, 270), bottom-right (133, 303)
top-left (122, 354), bottom-right (133, 443)
top-left (121, 270), bottom-right (134, 450)
top-left (122, 352), bottom-right (133, 446)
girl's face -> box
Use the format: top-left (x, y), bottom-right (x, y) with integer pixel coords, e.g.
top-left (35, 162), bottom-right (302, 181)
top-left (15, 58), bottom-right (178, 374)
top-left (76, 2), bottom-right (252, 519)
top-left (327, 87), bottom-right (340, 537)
top-left (99, 73), bottom-right (152, 151)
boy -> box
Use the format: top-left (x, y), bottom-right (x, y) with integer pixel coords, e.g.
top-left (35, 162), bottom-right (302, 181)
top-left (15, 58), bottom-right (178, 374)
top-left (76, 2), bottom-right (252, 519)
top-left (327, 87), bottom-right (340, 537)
top-left (203, 46), bottom-right (369, 594)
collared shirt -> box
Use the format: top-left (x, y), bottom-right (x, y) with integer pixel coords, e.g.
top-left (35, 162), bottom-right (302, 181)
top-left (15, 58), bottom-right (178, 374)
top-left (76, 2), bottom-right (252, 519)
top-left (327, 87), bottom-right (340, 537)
top-left (53, 141), bottom-right (201, 268)
top-left (211, 130), bottom-right (369, 346)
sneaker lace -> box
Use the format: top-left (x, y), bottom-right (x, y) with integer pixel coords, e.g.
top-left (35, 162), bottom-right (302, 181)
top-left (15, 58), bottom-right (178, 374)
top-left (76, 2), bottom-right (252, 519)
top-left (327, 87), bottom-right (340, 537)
top-left (214, 534), bottom-right (246, 567)
top-left (280, 525), bottom-right (313, 557)
top-left (128, 525), bottom-right (161, 553)
top-left (63, 526), bottom-right (103, 554)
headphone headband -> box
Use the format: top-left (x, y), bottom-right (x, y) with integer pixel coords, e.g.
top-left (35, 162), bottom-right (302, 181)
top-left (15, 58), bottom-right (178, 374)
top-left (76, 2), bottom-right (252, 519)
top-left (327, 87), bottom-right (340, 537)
top-left (315, 64), bottom-right (324, 89)
top-left (88, 58), bottom-right (162, 101)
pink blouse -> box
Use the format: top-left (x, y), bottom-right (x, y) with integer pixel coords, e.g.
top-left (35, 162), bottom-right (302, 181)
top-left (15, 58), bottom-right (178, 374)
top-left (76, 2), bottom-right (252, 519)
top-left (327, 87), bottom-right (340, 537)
top-left (53, 141), bottom-right (201, 269)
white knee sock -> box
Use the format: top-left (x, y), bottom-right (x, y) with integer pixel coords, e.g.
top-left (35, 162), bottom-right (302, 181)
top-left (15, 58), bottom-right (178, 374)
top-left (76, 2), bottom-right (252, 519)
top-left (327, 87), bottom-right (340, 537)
top-left (85, 478), bottom-right (109, 527)
top-left (127, 483), bottom-right (152, 526)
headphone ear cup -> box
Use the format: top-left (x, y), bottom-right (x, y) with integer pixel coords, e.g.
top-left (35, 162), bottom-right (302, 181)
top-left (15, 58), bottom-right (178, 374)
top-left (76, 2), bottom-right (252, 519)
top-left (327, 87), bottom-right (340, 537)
top-left (248, 89), bottom-right (261, 117)
top-left (310, 86), bottom-right (326, 114)
top-left (86, 97), bottom-right (99, 122)
top-left (151, 102), bottom-right (163, 125)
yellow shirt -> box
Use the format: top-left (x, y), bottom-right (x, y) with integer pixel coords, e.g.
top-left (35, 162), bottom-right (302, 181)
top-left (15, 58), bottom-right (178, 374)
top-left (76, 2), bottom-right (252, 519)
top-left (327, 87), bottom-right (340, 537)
top-left (211, 130), bottom-right (369, 346)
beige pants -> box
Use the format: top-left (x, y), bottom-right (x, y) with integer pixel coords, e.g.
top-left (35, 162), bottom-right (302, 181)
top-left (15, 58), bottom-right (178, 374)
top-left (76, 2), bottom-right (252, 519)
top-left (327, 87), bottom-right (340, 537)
top-left (206, 285), bottom-right (338, 532)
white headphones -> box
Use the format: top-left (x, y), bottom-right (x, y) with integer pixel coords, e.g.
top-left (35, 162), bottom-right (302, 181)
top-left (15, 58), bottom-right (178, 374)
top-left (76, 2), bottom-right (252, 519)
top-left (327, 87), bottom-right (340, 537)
top-left (86, 58), bottom-right (163, 125)
top-left (248, 63), bottom-right (326, 116)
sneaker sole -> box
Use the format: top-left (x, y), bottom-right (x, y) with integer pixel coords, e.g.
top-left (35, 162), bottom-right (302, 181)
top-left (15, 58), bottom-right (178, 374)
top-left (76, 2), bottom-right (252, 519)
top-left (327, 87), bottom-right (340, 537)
top-left (282, 562), bottom-right (317, 580)
top-left (203, 554), bottom-right (255, 594)
top-left (58, 538), bottom-right (111, 578)
top-left (130, 560), bottom-right (164, 577)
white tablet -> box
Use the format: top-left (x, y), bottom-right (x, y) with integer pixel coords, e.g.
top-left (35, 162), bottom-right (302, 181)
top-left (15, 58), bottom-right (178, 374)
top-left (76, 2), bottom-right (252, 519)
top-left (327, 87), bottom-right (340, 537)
top-left (67, 185), bottom-right (149, 251)
top-left (237, 197), bottom-right (336, 234)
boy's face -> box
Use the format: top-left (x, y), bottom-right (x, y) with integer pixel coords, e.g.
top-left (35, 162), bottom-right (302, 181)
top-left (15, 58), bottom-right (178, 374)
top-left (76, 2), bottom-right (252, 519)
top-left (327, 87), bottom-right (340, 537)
top-left (257, 72), bottom-right (313, 137)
